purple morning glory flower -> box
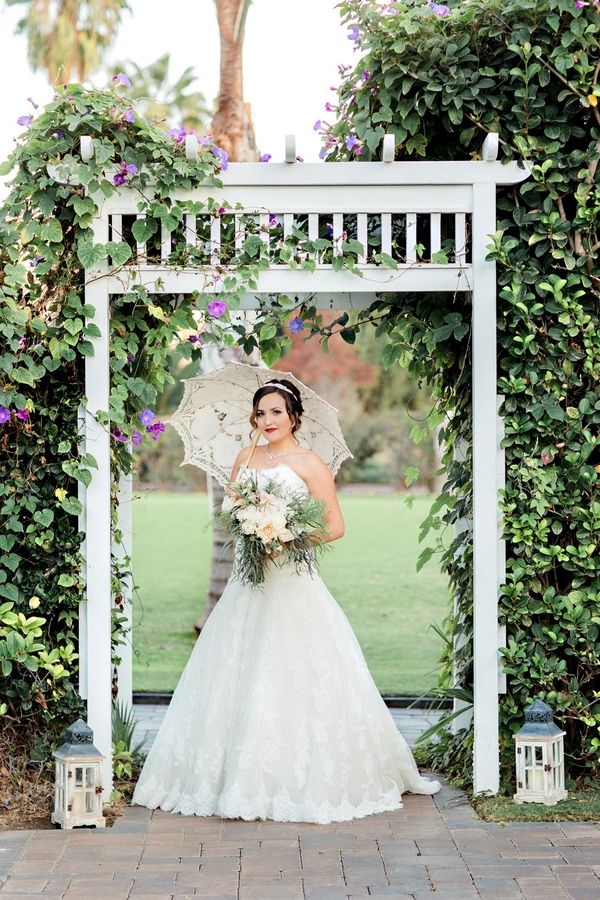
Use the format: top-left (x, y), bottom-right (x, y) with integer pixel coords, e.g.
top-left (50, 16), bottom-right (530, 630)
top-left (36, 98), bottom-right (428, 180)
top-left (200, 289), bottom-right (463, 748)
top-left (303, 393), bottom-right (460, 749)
top-left (0, 407), bottom-right (10, 424)
top-left (427, 0), bottom-right (451, 16)
top-left (127, 352), bottom-right (136, 365)
top-left (208, 300), bottom-right (227, 318)
top-left (17, 115), bottom-right (33, 126)
top-left (147, 421), bottom-right (165, 441)
top-left (319, 148), bottom-right (328, 159)
top-left (324, 102), bottom-right (337, 113)
top-left (325, 222), bottom-right (334, 237)
top-left (361, 70), bottom-right (370, 82)
top-left (16, 409), bottom-right (29, 422)
top-left (111, 428), bottom-right (128, 443)
top-left (139, 408), bottom-right (156, 427)
top-left (260, 153), bottom-right (272, 162)
top-left (112, 72), bottom-right (131, 88)
top-left (574, 0), bottom-right (586, 6)
top-left (113, 161), bottom-right (137, 185)
top-left (29, 256), bottom-right (45, 267)
top-left (132, 429), bottom-right (143, 446)
top-left (54, 129), bottom-right (65, 138)
top-left (347, 25), bottom-right (361, 41)
top-left (212, 147), bottom-right (229, 170)
top-left (346, 135), bottom-right (360, 150)
top-left (167, 124), bottom-right (188, 143)
top-left (290, 317), bottom-right (304, 334)
top-left (188, 334), bottom-right (203, 345)
top-left (198, 134), bottom-right (212, 145)
top-left (313, 120), bottom-right (322, 131)
top-left (123, 108), bottom-right (135, 123)
top-left (18, 336), bottom-right (28, 350)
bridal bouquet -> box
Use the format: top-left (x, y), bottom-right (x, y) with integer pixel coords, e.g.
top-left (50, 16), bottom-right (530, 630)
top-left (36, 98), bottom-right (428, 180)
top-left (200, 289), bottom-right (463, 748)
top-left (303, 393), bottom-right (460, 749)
top-left (217, 473), bottom-right (328, 586)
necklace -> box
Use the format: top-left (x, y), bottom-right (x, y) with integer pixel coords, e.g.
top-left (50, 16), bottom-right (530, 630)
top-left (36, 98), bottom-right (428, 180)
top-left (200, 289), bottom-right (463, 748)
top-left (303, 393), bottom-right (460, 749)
top-left (264, 444), bottom-right (297, 464)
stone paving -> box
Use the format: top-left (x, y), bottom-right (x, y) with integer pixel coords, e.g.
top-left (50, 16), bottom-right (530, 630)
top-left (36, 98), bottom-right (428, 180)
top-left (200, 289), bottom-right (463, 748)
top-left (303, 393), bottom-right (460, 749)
top-left (1, 782), bottom-right (599, 899)
top-left (131, 705), bottom-right (443, 755)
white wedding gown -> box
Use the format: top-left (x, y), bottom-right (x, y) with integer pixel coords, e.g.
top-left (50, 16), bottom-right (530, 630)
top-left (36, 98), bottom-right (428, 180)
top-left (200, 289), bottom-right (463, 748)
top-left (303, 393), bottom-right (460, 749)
top-left (132, 464), bottom-right (440, 824)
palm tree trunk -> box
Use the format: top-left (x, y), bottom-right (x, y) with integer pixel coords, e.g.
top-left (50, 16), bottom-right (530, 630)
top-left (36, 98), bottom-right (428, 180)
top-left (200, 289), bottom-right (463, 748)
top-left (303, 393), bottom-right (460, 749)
top-left (211, 0), bottom-right (257, 162)
top-left (195, 2), bottom-right (258, 634)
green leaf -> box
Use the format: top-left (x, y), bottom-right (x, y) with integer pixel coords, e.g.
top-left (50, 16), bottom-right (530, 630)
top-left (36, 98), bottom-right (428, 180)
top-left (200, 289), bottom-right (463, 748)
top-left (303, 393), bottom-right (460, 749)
top-left (33, 509), bottom-right (54, 528)
top-left (42, 218), bottom-right (63, 242)
top-left (60, 496), bottom-right (83, 516)
top-left (131, 219), bottom-right (158, 243)
top-left (57, 574), bottom-right (77, 588)
top-left (405, 466), bottom-right (419, 487)
top-left (77, 241), bottom-right (108, 268)
top-left (0, 583), bottom-right (19, 602)
top-left (107, 241), bottom-right (132, 267)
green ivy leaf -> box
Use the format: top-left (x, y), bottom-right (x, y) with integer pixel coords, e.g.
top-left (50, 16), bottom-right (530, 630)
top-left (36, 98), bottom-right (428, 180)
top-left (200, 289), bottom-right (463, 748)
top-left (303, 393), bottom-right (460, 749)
top-left (106, 241), bottom-right (132, 267)
top-left (77, 241), bottom-right (108, 268)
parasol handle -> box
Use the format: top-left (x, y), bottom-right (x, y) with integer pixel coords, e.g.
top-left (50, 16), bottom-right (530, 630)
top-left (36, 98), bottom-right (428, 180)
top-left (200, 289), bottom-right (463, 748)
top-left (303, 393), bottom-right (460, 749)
top-left (243, 428), bottom-right (262, 471)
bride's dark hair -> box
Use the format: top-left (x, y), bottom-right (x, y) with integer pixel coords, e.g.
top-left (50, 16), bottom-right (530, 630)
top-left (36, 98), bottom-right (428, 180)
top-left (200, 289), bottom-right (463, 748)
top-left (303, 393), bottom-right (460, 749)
top-left (250, 379), bottom-right (304, 434)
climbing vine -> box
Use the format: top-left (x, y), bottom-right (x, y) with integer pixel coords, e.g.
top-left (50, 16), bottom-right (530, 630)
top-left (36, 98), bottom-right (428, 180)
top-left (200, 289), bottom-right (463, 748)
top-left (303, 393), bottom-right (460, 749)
top-left (299, 0), bottom-right (599, 788)
top-left (0, 79), bottom-right (371, 750)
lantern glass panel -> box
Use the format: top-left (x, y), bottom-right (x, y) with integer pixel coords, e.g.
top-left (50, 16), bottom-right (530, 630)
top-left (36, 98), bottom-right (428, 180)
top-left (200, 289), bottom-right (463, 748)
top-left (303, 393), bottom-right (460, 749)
top-left (535, 746), bottom-right (543, 764)
top-left (75, 766), bottom-right (83, 786)
top-left (524, 745), bottom-right (532, 767)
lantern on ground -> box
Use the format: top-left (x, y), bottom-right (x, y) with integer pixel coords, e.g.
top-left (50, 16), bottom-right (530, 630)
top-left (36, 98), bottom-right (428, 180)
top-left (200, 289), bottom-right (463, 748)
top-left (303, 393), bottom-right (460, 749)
top-left (51, 718), bottom-right (106, 828)
top-left (513, 699), bottom-right (568, 806)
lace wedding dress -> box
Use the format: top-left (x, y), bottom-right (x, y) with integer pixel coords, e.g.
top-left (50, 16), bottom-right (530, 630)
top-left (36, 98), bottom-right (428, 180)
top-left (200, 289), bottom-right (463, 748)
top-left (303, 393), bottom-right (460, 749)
top-left (132, 463), bottom-right (440, 824)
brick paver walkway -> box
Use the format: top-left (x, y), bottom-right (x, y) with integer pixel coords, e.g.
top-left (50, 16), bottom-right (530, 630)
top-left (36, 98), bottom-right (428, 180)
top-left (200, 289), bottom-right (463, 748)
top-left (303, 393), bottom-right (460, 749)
top-left (1, 782), bottom-right (598, 899)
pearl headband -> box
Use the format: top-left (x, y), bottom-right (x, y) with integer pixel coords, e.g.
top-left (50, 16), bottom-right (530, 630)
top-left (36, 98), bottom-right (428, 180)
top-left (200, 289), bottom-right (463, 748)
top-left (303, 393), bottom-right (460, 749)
top-left (262, 381), bottom-right (297, 398)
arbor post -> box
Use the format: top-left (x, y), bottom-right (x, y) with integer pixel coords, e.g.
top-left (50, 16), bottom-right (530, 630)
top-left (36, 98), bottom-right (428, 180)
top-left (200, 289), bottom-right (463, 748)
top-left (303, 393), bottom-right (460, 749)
top-left (471, 181), bottom-right (500, 794)
top-left (115, 472), bottom-right (134, 711)
top-left (83, 220), bottom-right (113, 799)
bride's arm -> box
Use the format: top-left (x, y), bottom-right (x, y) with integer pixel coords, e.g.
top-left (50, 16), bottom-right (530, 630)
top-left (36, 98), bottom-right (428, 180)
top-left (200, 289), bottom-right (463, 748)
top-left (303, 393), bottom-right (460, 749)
top-left (303, 456), bottom-right (345, 543)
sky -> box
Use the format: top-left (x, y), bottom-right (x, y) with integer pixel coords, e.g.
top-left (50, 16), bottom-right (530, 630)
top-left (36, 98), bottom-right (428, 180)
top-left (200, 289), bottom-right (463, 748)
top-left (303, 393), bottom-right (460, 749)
top-left (0, 0), bottom-right (355, 172)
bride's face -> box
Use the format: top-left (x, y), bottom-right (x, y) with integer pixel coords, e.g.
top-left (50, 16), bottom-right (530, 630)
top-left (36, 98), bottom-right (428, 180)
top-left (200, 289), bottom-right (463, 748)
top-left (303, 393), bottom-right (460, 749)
top-left (254, 394), bottom-right (292, 442)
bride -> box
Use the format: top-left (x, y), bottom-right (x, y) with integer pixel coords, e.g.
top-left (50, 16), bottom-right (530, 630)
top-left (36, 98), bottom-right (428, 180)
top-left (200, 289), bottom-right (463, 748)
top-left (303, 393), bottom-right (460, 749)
top-left (132, 377), bottom-right (440, 823)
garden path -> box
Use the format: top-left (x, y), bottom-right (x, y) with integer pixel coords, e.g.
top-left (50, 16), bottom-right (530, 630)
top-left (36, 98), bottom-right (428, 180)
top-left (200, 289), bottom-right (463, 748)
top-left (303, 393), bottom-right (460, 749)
top-left (1, 782), bottom-right (599, 898)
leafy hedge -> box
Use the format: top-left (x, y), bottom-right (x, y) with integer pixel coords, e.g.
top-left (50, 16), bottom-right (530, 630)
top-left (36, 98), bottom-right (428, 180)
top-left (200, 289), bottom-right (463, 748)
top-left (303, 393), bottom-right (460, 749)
top-left (320, 0), bottom-right (599, 785)
top-left (0, 82), bottom-right (373, 753)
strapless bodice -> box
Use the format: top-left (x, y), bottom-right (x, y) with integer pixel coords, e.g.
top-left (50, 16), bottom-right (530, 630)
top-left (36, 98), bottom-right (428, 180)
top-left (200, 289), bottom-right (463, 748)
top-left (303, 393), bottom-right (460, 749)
top-left (239, 463), bottom-right (309, 495)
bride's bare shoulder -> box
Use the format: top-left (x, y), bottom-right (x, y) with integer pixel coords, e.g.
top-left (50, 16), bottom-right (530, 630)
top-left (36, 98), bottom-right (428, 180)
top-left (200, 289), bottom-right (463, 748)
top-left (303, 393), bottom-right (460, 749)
top-left (295, 450), bottom-right (330, 478)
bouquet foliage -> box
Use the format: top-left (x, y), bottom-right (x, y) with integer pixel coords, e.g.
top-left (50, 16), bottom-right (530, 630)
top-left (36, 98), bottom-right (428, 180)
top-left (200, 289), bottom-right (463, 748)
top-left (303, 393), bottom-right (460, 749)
top-left (217, 474), bottom-right (328, 586)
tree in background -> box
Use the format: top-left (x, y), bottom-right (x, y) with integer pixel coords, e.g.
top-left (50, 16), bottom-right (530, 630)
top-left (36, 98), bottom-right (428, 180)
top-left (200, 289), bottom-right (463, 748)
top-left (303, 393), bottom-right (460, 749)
top-left (111, 54), bottom-right (210, 132)
top-left (275, 316), bottom-right (437, 488)
top-left (211, 0), bottom-right (257, 161)
top-left (7, 0), bottom-right (129, 82)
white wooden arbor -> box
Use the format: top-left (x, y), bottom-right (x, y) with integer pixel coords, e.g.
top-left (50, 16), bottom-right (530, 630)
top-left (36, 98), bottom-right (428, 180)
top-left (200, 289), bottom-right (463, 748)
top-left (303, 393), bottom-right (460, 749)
top-left (77, 133), bottom-right (529, 800)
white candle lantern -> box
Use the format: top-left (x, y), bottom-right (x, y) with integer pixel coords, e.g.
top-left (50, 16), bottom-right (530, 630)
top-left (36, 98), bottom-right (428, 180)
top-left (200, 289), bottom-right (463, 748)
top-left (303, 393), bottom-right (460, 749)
top-left (513, 699), bottom-right (568, 806)
top-left (51, 718), bottom-right (106, 829)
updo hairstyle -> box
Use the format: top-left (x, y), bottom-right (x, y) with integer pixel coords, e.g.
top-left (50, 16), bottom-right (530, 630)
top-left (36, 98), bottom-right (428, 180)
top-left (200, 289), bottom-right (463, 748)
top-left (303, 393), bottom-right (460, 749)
top-left (250, 379), bottom-right (304, 435)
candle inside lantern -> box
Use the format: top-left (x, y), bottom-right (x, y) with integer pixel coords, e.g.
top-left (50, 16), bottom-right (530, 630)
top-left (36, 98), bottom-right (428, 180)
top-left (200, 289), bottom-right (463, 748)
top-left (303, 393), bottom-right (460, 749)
top-left (533, 768), bottom-right (544, 792)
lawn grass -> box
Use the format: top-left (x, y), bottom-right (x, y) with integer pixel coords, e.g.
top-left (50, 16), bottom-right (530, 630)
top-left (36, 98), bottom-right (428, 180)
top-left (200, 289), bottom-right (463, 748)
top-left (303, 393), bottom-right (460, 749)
top-left (132, 490), bottom-right (450, 695)
top-left (474, 792), bottom-right (600, 823)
